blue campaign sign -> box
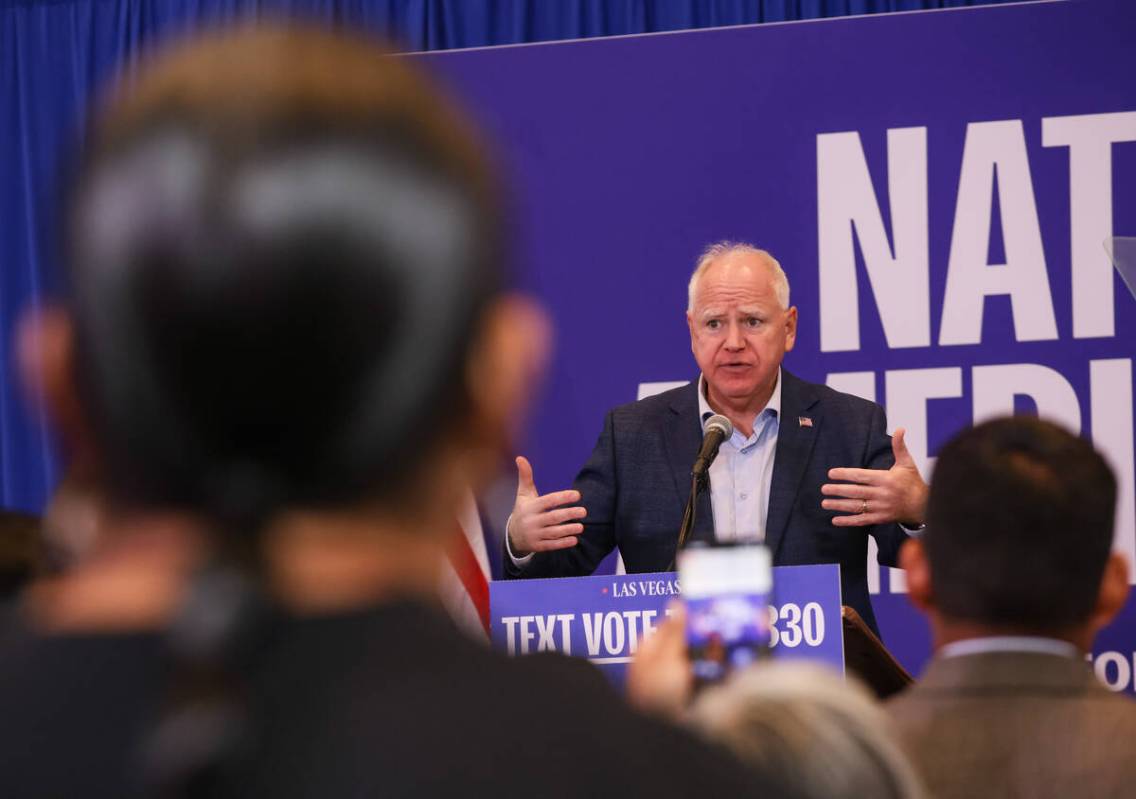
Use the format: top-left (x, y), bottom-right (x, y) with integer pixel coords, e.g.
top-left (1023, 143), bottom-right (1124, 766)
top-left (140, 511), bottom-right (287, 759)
top-left (491, 565), bottom-right (843, 685)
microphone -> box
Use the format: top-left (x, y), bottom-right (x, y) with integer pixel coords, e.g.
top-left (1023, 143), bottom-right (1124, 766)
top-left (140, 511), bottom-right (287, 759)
top-left (673, 413), bottom-right (734, 559)
top-left (692, 414), bottom-right (733, 479)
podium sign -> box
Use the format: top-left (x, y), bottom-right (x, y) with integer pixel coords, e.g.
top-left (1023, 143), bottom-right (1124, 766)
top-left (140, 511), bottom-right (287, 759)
top-left (491, 564), bottom-right (844, 685)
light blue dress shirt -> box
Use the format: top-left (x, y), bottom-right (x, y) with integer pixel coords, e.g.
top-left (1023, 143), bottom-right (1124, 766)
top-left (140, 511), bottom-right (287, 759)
top-left (698, 370), bottom-right (781, 543)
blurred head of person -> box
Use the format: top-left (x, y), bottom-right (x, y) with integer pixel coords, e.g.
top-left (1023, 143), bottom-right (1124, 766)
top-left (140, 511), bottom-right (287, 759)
top-left (901, 416), bottom-right (1130, 652)
top-left (22, 25), bottom-right (549, 626)
top-left (688, 661), bottom-right (925, 799)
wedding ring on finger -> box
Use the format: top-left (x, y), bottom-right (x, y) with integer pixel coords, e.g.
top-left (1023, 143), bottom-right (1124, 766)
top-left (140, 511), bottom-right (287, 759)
top-left (860, 499), bottom-right (869, 514)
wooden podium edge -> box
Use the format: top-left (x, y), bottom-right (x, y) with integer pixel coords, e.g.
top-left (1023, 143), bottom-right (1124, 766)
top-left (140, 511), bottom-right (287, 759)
top-left (840, 605), bottom-right (914, 700)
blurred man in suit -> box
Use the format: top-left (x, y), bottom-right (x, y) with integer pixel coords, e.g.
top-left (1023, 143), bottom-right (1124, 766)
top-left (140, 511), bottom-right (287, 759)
top-left (888, 416), bottom-right (1136, 799)
top-left (505, 243), bottom-right (927, 634)
top-left (0, 28), bottom-right (787, 799)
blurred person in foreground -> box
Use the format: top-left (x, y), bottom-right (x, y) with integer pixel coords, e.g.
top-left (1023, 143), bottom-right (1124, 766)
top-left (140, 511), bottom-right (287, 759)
top-left (628, 608), bottom-right (924, 799)
top-left (0, 27), bottom-right (790, 799)
top-left (889, 416), bottom-right (1136, 798)
top-left (689, 661), bottom-right (924, 799)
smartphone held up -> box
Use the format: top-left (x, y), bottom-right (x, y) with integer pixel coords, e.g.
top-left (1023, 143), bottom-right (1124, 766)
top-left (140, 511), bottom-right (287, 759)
top-left (677, 544), bottom-right (773, 685)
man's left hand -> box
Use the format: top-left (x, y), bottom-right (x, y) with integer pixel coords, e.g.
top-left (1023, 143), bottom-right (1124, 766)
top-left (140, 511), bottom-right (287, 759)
top-left (821, 428), bottom-right (928, 527)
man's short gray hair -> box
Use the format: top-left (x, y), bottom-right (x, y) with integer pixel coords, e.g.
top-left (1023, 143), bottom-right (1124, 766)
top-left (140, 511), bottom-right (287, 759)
top-left (687, 241), bottom-right (790, 313)
top-left (688, 661), bottom-right (926, 799)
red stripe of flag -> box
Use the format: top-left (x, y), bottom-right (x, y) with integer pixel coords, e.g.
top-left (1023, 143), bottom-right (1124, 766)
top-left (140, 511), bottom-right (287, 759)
top-left (447, 526), bottom-right (491, 635)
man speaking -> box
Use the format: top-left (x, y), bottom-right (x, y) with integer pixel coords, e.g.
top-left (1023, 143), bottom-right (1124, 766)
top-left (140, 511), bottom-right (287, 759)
top-left (505, 242), bottom-right (926, 634)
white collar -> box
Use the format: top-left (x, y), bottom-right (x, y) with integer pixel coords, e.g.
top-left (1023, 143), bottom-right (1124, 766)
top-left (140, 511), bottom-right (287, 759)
top-left (697, 368), bottom-right (782, 432)
top-left (939, 636), bottom-right (1079, 660)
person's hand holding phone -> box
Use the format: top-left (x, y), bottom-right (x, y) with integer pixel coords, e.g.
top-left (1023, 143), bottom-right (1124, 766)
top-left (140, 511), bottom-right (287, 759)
top-left (627, 602), bottom-right (692, 720)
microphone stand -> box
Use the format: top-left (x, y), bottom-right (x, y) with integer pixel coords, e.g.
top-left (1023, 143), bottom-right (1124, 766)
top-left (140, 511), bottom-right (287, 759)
top-left (669, 414), bottom-right (731, 571)
top-left (669, 469), bottom-right (708, 570)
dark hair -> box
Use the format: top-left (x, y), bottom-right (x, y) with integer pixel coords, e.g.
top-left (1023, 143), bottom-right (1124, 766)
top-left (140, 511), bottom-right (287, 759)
top-left (67, 26), bottom-right (502, 527)
top-left (925, 416), bottom-right (1116, 630)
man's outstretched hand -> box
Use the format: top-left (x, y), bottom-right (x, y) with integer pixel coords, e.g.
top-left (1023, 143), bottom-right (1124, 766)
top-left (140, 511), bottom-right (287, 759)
top-left (820, 428), bottom-right (928, 528)
top-left (507, 456), bottom-right (588, 556)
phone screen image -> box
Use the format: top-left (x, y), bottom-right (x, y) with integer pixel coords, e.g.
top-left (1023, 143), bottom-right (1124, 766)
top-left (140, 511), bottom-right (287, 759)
top-left (678, 545), bottom-right (773, 685)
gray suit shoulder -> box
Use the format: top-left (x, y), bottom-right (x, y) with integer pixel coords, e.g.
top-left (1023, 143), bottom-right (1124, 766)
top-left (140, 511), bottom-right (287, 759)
top-left (815, 380), bottom-right (870, 404)
top-left (780, 371), bottom-right (886, 429)
top-left (607, 382), bottom-right (696, 422)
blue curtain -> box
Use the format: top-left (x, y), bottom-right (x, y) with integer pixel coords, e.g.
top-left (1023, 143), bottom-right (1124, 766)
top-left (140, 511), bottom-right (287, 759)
top-left (0, 0), bottom-right (1028, 512)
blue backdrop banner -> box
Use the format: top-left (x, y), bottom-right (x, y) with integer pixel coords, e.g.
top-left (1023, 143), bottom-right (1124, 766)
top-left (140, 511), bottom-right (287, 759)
top-left (422, 0), bottom-right (1136, 692)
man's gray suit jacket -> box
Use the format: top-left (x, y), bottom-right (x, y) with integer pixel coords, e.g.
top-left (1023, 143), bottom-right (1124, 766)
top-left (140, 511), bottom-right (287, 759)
top-left (505, 369), bottom-right (909, 635)
top-left (887, 651), bottom-right (1136, 798)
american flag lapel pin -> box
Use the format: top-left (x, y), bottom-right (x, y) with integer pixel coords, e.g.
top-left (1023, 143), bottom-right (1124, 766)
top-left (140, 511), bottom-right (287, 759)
top-left (798, 416), bottom-right (813, 428)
